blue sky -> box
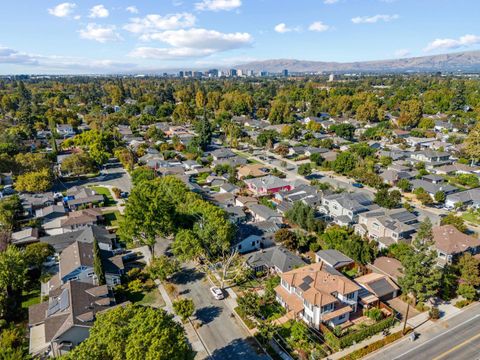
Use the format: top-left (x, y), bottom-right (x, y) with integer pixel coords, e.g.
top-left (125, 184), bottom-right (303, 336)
top-left (1, 0), bottom-right (479, 74)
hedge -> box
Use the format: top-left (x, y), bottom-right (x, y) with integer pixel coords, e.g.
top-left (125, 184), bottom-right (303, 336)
top-left (323, 316), bottom-right (396, 350)
top-left (234, 306), bottom-right (256, 329)
top-left (339, 328), bottom-right (411, 360)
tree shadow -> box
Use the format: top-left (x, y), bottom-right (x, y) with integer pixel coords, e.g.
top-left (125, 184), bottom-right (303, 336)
top-left (195, 305), bottom-right (222, 324)
top-left (171, 267), bottom-right (205, 285)
top-left (210, 337), bottom-right (269, 360)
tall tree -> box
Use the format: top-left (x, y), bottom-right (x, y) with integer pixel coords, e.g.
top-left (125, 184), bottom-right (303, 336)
top-left (65, 304), bottom-right (192, 360)
top-left (399, 219), bottom-right (441, 305)
top-left (93, 239), bottom-right (106, 285)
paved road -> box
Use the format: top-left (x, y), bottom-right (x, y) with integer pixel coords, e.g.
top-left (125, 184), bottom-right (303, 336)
top-left (55, 165), bottom-right (132, 192)
top-left (364, 303), bottom-right (480, 360)
top-left (172, 265), bottom-right (269, 360)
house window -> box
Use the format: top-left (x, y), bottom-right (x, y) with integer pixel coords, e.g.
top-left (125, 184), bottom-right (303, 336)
top-left (346, 293), bottom-right (355, 300)
top-left (372, 223), bottom-right (380, 230)
top-left (338, 314), bottom-right (346, 320)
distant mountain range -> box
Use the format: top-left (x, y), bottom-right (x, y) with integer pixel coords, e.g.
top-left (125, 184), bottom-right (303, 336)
top-left (234, 51), bottom-right (480, 73)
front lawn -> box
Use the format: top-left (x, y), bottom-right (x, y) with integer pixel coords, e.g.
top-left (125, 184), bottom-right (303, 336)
top-left (136, 289), bottom-right (166, 308)
top-left (90, 186), bottom-right (116, 206)
top-left (21, 289), bottom-right (41, 309)
top-left (461, 211), bottom-right (480, 225)
top-left (103, 210), bottom-right (123, 227)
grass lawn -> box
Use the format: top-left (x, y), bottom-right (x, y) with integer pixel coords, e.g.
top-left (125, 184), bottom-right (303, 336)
top-left (462, 211), bottom-right (480, 225)
top-left (126, 289), bottom-right (166, 308)
top-left (103, 210), bottom-right (123, 227)
top-left (90, 186), bottom-right (116, 206)
top-left (22, 289), bottom-right (41, 309)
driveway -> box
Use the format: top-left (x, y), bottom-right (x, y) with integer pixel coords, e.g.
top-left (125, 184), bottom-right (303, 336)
top-left (171, 265), bottom-right (269, 360)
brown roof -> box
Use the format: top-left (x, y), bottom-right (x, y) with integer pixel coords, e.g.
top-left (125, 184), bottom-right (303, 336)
top-left (29, 302), bottom-right (49, 326)
top-left (275, 285), bottom-right (305, 314)
top-left (369, 257), bottom-right (403, 281)
top-left (60, 208), bottom-right (102, 227)
top-left (322, 305), bottom-right (352, 322)
top-left (432, 225), bottom-right (480, 255)
top-left (59, 241), bottom-right (95, 279)
top-left (355, 273), bottom-right (399, 298)
top-left (238, 164), bottom-right (268, 179)
top-left (280, 262), bottom-right (360, 308)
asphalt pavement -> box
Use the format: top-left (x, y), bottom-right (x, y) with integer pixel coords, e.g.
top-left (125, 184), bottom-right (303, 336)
top-left (171, 265), bottom-right (269, 360)
top-left (54, 165), bottom-right (132, 192)
top-left (364, 303), bottom-right (480, 360)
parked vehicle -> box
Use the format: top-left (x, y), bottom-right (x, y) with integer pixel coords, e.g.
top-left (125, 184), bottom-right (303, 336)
top-left (352, 183), bottom-right (364, 188)
top-left (210, 287), bottom-right (224, 300)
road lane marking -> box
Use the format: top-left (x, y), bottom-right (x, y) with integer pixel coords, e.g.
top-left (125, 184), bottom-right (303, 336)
top-left (432, 332), bottom-right (480, 360)
top-left (393, 314), bottom-right (480, 360)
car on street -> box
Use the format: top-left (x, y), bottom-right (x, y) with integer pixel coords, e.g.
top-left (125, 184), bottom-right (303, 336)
top-left (210, 287), bottom-right (224, 300)
top-left (352, 183), bottom-right (364, 188)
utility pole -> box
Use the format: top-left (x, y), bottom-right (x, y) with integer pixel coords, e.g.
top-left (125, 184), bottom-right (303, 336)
top-left (403, 303), bottom-right (410, 335)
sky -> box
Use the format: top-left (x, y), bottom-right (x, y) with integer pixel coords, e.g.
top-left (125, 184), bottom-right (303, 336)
top-left (1, 0), bottom-right (480, 74)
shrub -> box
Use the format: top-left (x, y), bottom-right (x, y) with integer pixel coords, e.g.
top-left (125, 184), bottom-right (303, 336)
top-left (365, 308), bottom-right (384, 321)
top-left (415, 302), bottom-right (430, 312)
top-left (234, 306), bottom-right (256, 329)
top-left (429, 307), bottom-right (440, 320)
top-left (112, 187), bottom-right (122, 198)
top-left (455, 299), bottom-right (472, 308)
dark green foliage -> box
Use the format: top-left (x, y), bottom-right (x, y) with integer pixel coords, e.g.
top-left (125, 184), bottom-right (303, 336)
top-left (374, 189), bottom-right (402, 209)
top-left (285, 201), bottom-right (325, 233)
top-left (93, 239), bottom-right (105, 285)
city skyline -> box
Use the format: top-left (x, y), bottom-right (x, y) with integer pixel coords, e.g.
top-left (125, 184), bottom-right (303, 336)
top-left (1, 0), bottom-right (480, 74)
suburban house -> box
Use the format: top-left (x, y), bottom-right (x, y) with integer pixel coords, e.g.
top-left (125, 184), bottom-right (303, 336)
top-left (432, 225), bottom-right (480, 265)
top-left (445, 188), bottom-right (480, 209)
top-left (65, 187), bottom-right (104, 210)
top-left (46, 241), bottom-right (124, 291)
top-left (320, 193), bottom-right (375, 226)
top-left (247, 204), bottom-right (283, 223)
top-left (410, 178), bottom-right (459, 198)
top-left (355, 273), bottom-right (400, 302)
top-left (232, 234), bottom-right (265, 254)
top-left (367, 257), bottom-right (403, 284)
top-left (237, 164), bottom-right (269, 179)
top-left (21, 193), bottom-right (56, 216)
top-left (235, 196), bottom-right (258, 208)
top-left (211, 148), bottom-right (236, 161)
top-left (275, 262), bottom-right (361, 328)
top-left (410, 150), bottom-right (452, 169)
top-left (56, 124), bottom-right (75, 138)
top-left (434, 164), bottom-right (480, 176)
top-left (315, 250), bottom-right (354, 270)
top-left (28, 281), bottom-right (119, 357)
top-left (246, 246), bottom-right (306, 274)
top-left (11, 228), bottom-right (40, 246)
top-left (36, 205), bottom-right (67, 222)
top-left (244, 175), bottom-right (293, 196)
top-left (355, 208), bottom-right (418, 249)
top-left (43, 208), bottom-right (104, 235)
top-left (40, 225), bottom-right (116, 253)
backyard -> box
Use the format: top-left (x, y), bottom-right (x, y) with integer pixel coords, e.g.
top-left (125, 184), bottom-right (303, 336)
top-left (89, 186), bottom-right (117, 206)
top-left (103, 210), bottom-right (123, 227)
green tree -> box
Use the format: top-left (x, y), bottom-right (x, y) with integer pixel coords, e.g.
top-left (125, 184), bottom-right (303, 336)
top-left (440, 213), bottom-right (467, 233)
top-left (330, 123), bottom-right (355, 139)
top-left (237, 291), bottom-right (261, 317)
top-left (61, 152), bottom-right (97, 176)
top-left (131, 166), bottom-right (155, 186)
top-left (331, 151), bottom-right (357, 174)
top-left (297, 163), bottom-right (312, 176)
top-left (464, 122), bottom-right (480, 162)
top-left (172, 298), bottom-right (195, 322)
top-left (397, 179), bottom-right (412, 192)
top-left (0, 246), bottom-right (27, 319)
top-left (148, 255), bottom-right (180, 281)
top-left (14, 169), bottom-right (53, 193)
top-left (457, 284), bottom-right (476, 301)
top-left (374, 189), bottom-right (401, 209)
top-left (434, 191), bottom-right (446, 203)
top-left (397, 99), bottom-right (423, 129)
top-left (457, 253), bottom-right (480, 287)
top-left (398, 219), bottom-right (442, 305)
top-left (24, 242), bottom-right (54, 269)
top-left (0, 196), bottom-right (22, 232)
top-left (66, 304), bottom-right (192, 360)
top-left (93, 239), bottom-right (105, 285)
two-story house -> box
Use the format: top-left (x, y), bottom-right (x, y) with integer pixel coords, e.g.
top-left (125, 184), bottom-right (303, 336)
top-left (355, 208), bottom-right (419, 249)
top-left (410, 150), bottom-right (452, 169)
top-left (432, 225), bottom-right (480, 266)
top-left (320, 193), bottom-right (375, 226)
top-left (275, 262), bottom-right (360, 328)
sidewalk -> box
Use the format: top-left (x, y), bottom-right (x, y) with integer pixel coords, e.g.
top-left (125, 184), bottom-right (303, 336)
top-left (155, 280), bottom-right (210, 359)
top-left (328, 312), bottom-right (430, 360)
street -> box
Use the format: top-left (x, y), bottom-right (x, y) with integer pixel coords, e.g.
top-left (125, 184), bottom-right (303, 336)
top-left (364, 303), bottom-right (480, 360)
top-left (171, 265), bottom-right (269, 360)
top-left (54, 165), bottom-right (132, 193)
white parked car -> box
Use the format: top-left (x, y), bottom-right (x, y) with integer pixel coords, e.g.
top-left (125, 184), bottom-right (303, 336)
top-left (210, 287), bottom-right (224, 300)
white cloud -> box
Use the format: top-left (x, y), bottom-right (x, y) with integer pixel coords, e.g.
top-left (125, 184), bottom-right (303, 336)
top-left (324, 0), bottom-right (339, 4)
top-left (424, 34), bottom-right (480, 52)
top-left (124, 13), bottom-right (196, 34)
top-left (48, 2), bottom-right (76, 18)
top-left (274, 23), bottom-right (300, 34)
top-left (394, 49), bottom-right (410, 58)
top-left (79, 24), bottom-right (122, 43)
top-left (89, 4), bottom-right (109, 18)
top-left (309, 21), bottom-right (330, 32)
top-left (0, 46), bottom-right (135, 73)
top-left (126, 6), bottom-right (139, 14)
top-left (195, 0), bottom-right (241, 11)
top-left (351, 14), bottom-right (399, 24)
top-left (130, 28), bottom-right (252, 59)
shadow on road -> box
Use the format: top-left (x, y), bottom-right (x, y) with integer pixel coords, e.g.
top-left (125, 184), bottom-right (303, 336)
top-left (195, 305), bottom-right (222, 324)
top-left (171, 267), bottom-right (205, 285)
top-left (210, 338), bottom-right (267, 360)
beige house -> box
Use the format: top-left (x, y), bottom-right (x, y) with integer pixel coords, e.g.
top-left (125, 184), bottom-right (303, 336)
top-left (432, 225), bottom-right (480, 265)
top-left (237, 164), bottom-right (269, 179)
top-left (275, 262), bottom-right (360, 328)
top-left (355, 208), bottom-right (418, 249)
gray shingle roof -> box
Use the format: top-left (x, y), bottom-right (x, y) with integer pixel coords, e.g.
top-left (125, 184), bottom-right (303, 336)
top-left (246, 246), bottom-right (306, 273)
top-left (316, 249), bottom-right (354, 268)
